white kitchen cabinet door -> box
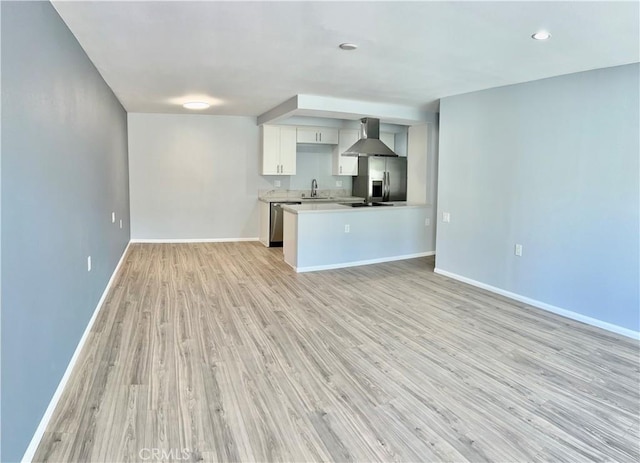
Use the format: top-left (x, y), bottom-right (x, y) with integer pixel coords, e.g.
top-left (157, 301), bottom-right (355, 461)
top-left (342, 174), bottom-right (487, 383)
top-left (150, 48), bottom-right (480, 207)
top-left (332, 129), bottom-right (359, 176)
top-left (279, 127), bottom-right (297, 175)
top-left (296, 127), bottom-right (319, 144)
top-left (259, 201), bottom-right (270, 246)
top-left (261, 125), bottom-right (296, 175)
top-left (296, 127), bottom-right (338, 145)
top-left (380, 132), bottom-right (395, 151)
top-left (262, 125), bottom-right (280, 175)
top-left (317, 128), bottom-right (339, 144)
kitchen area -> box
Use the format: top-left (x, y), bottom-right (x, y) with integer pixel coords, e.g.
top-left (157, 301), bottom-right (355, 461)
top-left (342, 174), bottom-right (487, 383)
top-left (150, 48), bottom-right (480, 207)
top-left (259, 117), bottom-right (433, 271)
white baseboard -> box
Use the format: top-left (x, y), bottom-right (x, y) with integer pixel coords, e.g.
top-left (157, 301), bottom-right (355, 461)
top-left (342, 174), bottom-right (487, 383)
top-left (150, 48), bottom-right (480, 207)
top-left (433, 267), bottom-right (639, 340)
top-left (295, 251), bottom-right (435, 273)
top-left (130, 237), bottom-right (258, 243)
top-left (21, 241), bottom-right (132, 463)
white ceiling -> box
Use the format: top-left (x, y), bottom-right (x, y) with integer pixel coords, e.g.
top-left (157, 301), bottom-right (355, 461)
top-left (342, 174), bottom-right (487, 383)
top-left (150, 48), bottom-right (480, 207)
top-left (52, 1), bottom-right (639, 118)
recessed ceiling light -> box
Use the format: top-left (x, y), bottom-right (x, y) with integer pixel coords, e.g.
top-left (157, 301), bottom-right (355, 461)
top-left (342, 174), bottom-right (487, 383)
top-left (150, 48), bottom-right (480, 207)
top-left (339, 43), bottom-right (358, 51)
top-left (183, 101), bottom-right (210, 110)
top-left (531, 31), bottom-right (552, 41)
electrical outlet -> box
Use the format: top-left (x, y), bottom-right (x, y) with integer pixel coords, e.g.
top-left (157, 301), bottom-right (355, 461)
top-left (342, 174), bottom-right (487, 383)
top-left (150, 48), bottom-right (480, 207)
top-left (87, 256), bottom-right (92, 272)
top-left (119, 219), bottom-right (123, 229)
top-left (111, 212), bottom-right (116, 223)
top-left (344, 224), bottom-right (350, 233)
top-left (336, 180), bottom-right (343, 187)
top-left (274, 180), bottom-right (281, 188)
top-left (425, 218), bottom-right (431, 226)
top-left (442, 212), bottom-right (451, 223)
top-left (515, 244), bottom-right (523, 257)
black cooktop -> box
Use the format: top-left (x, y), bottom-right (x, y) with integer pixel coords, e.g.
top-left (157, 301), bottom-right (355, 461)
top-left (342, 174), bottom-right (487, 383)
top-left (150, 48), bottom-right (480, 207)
top-left (339, 202), bottom-right (394, 207)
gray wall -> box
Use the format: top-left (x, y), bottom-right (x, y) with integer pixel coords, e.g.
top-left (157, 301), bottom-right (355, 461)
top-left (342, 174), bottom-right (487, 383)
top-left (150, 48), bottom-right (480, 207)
top-left (436, 64), bottom-right (639, 332)
top-left (290, 144), bottom-right (352, 192)
top-left (1, 2), bottom-right (130, 461)
top-left (128, 113), bottom-right (273, 240)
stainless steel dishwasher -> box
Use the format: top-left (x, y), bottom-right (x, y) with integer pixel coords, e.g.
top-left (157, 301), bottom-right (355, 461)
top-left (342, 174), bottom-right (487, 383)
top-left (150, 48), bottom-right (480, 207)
top-left (269, 202), bottom-right (301, 247)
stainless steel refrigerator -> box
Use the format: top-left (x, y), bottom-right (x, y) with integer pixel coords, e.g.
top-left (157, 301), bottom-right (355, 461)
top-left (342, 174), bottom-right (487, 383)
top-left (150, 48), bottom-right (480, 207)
top-left (352, 156), bottom-right (407, 202)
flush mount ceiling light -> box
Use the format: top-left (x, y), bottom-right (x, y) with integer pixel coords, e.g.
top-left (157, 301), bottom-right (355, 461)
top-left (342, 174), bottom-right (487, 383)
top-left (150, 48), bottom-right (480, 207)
top-left (182, 101), bottom-right (210, 110)
top-left (339, 43), bottom-right (358, 51)
top-left (531, 30), bottom-right (552, 40)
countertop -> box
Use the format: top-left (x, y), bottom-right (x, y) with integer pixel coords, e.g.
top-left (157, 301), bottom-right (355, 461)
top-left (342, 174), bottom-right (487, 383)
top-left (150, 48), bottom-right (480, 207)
top-left (282, 201), bottom-right (432, 214)
top-left (259, 195), bottom-right (364, 204)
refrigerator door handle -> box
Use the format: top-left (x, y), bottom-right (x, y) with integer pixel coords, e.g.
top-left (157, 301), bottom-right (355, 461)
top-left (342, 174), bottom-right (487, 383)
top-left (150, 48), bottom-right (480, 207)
top-left (383, 172), bottom-right (387, 201)
top-left (384, 171), bottom-right (390, 201)
top-left (387, 171), bottom-right (391, 200)
top-left (383, 172), bottom-right (387, 200)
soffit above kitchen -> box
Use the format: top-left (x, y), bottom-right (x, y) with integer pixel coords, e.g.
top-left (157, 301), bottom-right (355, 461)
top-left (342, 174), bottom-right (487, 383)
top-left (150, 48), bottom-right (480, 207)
top-left (51, 1), bottom-right (639, 117)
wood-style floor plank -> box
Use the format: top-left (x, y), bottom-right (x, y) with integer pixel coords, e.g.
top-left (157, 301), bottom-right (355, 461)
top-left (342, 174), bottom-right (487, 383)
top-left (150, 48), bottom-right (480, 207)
top-left (34, 242), bottom-right (640, 462)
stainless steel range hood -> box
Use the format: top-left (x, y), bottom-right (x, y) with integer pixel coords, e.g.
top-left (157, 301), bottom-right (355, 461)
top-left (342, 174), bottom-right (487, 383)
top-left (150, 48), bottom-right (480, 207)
top-left (342, 117), bottom-right (398, 157)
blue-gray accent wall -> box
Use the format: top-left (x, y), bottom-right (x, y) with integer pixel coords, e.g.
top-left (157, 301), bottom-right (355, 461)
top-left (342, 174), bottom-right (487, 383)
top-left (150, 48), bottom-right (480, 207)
top-left (436, 64), bottom-right (639, 332)
top-left (1, 2), bottom-right (130, 461)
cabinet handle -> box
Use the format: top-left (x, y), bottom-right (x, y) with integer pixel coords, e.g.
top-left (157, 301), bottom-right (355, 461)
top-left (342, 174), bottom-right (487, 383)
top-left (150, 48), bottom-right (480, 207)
top-left (340, 165), bottom-right (342, 174)
top-left (319, 132), bottom-right (322, 142)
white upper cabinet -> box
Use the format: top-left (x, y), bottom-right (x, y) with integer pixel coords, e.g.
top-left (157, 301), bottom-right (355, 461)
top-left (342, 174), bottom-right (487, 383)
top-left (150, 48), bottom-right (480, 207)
top-left (332, 129), bottom-right (359, 176)
top-left (296, 127), bottom-right (339, 145)
top-left (262, 125), bottom-right (296, 175)
top-left (279, 127), bottom-right (297, 174)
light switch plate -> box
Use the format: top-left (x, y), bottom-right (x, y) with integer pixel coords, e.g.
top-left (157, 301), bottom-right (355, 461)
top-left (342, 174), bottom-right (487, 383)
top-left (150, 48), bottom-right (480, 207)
top-left (515, 244), bottom-right (523, 256)
top-left (274, 180), bottom-right (281, 188)
top-left (336, 180), bottom-right (343, 187)
top-left (442, 212), bottom-right (451, 223)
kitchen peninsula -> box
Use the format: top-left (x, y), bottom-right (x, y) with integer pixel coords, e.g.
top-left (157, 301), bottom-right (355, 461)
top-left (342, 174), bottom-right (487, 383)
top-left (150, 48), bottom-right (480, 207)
top-left (258, 192), bottom-right (364, 247)
top-left (282, 202), bottom-right (432, 272)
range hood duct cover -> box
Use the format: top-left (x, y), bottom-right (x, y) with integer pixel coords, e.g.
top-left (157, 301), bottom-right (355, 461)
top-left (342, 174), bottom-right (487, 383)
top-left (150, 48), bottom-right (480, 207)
top-left (342, 117), bottom-right (398, 157)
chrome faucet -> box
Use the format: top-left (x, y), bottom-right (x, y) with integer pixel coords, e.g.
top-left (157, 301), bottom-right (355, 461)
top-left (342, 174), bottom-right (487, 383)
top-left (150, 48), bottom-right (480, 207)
top-left (311, 179), bottom-right (318, 197)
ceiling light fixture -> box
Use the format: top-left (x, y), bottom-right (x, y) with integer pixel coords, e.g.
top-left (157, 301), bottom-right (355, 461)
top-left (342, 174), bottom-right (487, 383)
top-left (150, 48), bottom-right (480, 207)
top-left (339, 43), bottom-right (358, 51)
top-left (531, 31), bottom-right (552, 41)
top-left (182, 101), bottom-right (210, 110)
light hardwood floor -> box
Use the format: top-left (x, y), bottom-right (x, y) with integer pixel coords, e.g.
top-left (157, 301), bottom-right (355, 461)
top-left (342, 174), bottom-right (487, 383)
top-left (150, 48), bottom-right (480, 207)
top-left (35, 242), bottom-right (639, 462)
